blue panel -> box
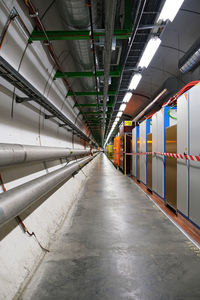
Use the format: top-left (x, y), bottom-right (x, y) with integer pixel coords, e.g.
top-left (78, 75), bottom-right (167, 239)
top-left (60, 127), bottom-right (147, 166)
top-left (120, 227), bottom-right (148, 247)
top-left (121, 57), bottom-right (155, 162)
top-left (136, 125), bottom-right (139, 138)
top-left (163, 106), bottom-right (170, 201)
top-left (146, 119), bottom-right (151, 135)
top-left (136, 126), bottom-right (139, 177)
top-left (164, 106), bottom-right (170, 129)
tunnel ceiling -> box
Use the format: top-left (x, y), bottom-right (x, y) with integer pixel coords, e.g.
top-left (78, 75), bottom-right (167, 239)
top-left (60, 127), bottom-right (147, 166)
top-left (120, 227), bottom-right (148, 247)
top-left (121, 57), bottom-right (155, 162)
top-left (28, 0), bottom-right (200, 146)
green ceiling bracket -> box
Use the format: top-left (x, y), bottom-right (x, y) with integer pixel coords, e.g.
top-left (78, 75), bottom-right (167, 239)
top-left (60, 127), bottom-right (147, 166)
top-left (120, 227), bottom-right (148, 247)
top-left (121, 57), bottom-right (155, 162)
top-left (54, 70), bottom-right (121, 79)
top-left (67, 91), bottom-right (116, 96)
top-left (74, 102), bottom-right (114, 108)
top-left (80, 111), bottom-right (111, 115)
top-left (29, 29), bottom-right (131, 42)
top-left (125, 0), bottom-right (133, 32)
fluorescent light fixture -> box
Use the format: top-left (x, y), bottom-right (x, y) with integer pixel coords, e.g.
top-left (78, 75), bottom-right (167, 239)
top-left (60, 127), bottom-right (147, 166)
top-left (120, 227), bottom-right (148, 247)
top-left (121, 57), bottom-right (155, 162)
top-left (119, 103), bottom-right (127, 111)
top-left (138, 37), bottom-right (161, 68)
top-left (123, 92), bottom-right (132, 103)
top-left (128, 73), bottom-right (142, 90)
top-left (115, 117), bottom-right (120, 122)
top-left (158, 0), bottom-right (184, 22)
top-left (117, 111), bottom-right (123, 117)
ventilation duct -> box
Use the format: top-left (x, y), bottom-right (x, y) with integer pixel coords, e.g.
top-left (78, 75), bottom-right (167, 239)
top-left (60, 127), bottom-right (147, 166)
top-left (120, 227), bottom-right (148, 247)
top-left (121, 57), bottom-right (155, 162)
top-left (179, 36), bottom-right (200, 73)
top-left (56, 0), bottom-right (99, 91)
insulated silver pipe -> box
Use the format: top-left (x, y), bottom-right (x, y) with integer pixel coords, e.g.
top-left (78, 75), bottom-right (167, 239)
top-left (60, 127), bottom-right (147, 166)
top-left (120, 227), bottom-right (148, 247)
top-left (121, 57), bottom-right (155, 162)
top-left (0, 143), bottom-right (92, 167)
top-left (0, 154), bottom-right (98, 227)
top-left (102, 0), bottom-right (117, 140)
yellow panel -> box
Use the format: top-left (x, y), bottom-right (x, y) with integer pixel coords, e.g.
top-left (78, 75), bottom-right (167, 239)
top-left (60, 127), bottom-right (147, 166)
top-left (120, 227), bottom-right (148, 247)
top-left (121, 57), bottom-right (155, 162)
top-left (125, 121), bottom-right (132, 126)
top-left (165, 125), bottom-right (177, 210)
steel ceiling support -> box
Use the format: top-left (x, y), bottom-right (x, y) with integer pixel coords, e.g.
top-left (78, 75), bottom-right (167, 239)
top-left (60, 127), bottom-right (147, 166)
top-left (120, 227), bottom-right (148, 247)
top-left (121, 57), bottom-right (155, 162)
top-left (67, 91), bottom-right (116, 96)
top-left (87, 0), bottom-right (100, 110)
top-left (28, 29), bottom-right (131, 42)
top-left (80, 111), bottom-right (111, 115)
top-left (23, 0), bottom-right (96, 144)
top-left (74, 103), bottom-right (114, 108)
top-left (102, 0), bottom-right (118, 143)
top-left (54, 70), bottom-right (121, 79)
top-left (105, 0), bottom-right (146, 141)
top-left (0, 154), bottom-right (98, 228)
top-left (125, 0), bottom-right (133, 31)
top-left (0, 56), bottom-right (94, 144)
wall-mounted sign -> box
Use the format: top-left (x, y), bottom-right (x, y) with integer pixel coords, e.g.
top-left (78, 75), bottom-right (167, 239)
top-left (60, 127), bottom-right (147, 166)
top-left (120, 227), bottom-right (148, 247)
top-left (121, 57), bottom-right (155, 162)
top-left (124, 121), bottom-right (132, 126)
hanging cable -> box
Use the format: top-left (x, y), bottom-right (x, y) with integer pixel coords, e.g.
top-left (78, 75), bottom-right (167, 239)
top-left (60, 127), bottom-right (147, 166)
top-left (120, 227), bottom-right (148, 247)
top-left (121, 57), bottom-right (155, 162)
top-left (86, 0), bottom-right (100, 110)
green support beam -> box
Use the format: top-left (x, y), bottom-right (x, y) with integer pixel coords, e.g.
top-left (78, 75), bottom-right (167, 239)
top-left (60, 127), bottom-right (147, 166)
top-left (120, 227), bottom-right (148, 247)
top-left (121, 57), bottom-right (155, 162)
top-left (74, 103), bottom-right (113, 108)
top-left (80, 111), bottom-right (111, 115)
top-left (54, 70), bottom-right (120, 79)
top-left (67, 91), bottom-right (116, 96)
top-left (125, 0), bottom-right (133, 31)
top-left (29, 29), bottom-right (131, 42)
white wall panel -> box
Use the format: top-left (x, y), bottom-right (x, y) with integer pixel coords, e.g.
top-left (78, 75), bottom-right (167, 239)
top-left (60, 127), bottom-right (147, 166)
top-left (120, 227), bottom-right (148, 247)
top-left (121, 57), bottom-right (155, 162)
top-left (152, 113), bottom-right (158, 193)
top-left (177, 93), bottom-right (188, 216)
top-left (139, 121), bottom-right (146, 184)
top-left (189, 84), bottom-right (200, 227)
top-left (152, 110), bottom-right (164, 197)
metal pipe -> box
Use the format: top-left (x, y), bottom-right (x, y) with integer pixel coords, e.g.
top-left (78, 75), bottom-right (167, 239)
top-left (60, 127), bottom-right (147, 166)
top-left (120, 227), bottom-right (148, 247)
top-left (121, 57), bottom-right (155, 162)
top-left (133, 88), bottom-right (167, 122)
top-left (102, 0), bottom-right (117, 140)
top-left (0, 143), bottom-right (92, 167)
top-left (0, 154), bottom-right (98, 227)
top-left (105, 0), bottom-right (146, 140)
top-left (87, 0), bottom-right (100, 109)
top-left (23, 0), bottom-right (97, 146)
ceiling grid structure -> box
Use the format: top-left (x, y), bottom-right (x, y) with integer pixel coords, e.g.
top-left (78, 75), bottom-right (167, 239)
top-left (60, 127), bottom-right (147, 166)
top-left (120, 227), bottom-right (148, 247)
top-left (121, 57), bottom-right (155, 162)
top-left (21, 0), bottom-right (200, 146)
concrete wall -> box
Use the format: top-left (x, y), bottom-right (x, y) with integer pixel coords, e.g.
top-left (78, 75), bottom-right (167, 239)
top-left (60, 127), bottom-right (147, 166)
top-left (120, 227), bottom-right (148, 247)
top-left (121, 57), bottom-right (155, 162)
top-left (0, 1), bottom-right (96, 299)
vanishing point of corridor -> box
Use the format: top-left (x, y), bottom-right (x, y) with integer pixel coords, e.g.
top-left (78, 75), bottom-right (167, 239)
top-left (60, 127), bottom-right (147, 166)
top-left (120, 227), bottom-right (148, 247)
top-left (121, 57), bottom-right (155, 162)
top-left (21, 154), bottom-right (200, 300)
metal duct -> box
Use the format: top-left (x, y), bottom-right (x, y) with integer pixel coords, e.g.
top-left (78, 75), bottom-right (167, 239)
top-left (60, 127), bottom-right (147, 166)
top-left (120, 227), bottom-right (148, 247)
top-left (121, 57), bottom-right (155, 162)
top-left (56, 0), bottom-right (98, 91)
top-left (179, 36), bottom-right (200, 73)
top-left (102, 0), bottom-right (117, 139)
top-left (0, 143), bottom-right (92, 168)
top-left (0, 154), bottom-right (98, 227)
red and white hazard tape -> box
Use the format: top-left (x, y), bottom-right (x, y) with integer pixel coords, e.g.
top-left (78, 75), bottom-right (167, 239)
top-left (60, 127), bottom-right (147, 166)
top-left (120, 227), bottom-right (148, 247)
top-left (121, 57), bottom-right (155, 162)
top-left (125, 152), bottom-right (152, 156)
top-left (154, 152), bottom-right (200, 162)
top-left (122, 152), bottom-right (200, 162)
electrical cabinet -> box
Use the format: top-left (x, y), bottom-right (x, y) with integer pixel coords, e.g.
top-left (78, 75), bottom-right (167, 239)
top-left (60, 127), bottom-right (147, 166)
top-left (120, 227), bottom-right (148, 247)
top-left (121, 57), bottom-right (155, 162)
top-left (131, 128), bottom-right (136, 177)
top-left (177, 83), bottom-right (200, 227)
top-left (119, 122), bottom-right (134, 175)
top-left (189, 84), bottom-right (200, 227)
top-left (177, 93), bottom-right (188, 216)
top-left (152, 109), bottom-right (165, 198)
top-left (165, 124), bottom-right (177, 210)
top-left (114, 137), bottom-right (120, 167)
top-left (139, 121), bottom-right (146, 184)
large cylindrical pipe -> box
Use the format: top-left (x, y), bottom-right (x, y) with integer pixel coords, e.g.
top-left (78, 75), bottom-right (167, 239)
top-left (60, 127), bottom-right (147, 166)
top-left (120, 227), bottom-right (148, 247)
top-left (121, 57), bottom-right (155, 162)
top-left (0, 143), bottom-right (92, 167)
top-left (0, 154), bottom-right (98, 227)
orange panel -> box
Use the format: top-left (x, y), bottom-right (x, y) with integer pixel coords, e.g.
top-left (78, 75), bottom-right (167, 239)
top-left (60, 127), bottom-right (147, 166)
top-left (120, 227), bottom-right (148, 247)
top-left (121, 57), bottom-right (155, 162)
top-left (114, 137), bottom-right (120, 166)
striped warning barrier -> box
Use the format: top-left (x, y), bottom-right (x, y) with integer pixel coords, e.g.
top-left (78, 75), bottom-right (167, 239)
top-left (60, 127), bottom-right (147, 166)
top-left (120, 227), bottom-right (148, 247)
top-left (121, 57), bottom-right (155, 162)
top-left (154, 152), bottom-right (200, 162)
top-left (123, 152), bottom-right (200, 162)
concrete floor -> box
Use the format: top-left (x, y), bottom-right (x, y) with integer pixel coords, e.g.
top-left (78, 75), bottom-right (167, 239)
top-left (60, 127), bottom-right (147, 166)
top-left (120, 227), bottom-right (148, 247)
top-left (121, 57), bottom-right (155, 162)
top-left (21, 154), bottom-right (200, 300)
